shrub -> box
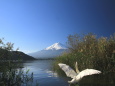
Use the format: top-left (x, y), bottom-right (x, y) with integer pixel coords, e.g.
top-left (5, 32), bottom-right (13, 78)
top-left (54, 33), bottom-right (115, 73)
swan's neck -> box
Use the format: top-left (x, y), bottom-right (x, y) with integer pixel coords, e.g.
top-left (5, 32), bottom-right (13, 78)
top-left (75, 63), bottom-right (80, 73)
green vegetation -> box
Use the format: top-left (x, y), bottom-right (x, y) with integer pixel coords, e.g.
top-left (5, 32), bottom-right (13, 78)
top-left (0, 62), bottom-right (34, 86)
top-left (54, 33), bottom-right (115, 74)
top-left (0, 38), bottom-right (38, 86)
top-left (0, 38), bottom-right (35, 61)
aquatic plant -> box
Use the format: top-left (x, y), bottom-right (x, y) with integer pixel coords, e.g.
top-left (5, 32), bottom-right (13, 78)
top-left (0, 62), bottom-right (33, 86)
top-left (0, 38), bottom-right (38, 86)
top-left (54, 33), bottom-right (115, 73)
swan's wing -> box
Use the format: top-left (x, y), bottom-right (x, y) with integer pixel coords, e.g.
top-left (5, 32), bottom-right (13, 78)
top-left (76, 69), bottom-right (101, 80)
top-left (58, 63), bottom-right (77, 78)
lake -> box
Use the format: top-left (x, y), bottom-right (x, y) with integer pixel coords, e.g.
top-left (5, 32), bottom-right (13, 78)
top-left (22, 60), bottom-right (115, 86)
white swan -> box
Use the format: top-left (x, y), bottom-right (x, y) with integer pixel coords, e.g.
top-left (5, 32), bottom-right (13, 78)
top-left (58, 62), bottom-right (101, 84)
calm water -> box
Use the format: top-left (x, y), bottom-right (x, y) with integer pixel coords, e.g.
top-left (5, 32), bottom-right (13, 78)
top-left (22, 60), bottom-right (68, 86)
top-left (22, 60), bottom-right (115, 86)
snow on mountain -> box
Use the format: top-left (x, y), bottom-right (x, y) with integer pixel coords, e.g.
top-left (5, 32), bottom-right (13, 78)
top-left (45, 43), bottom-right (67, 50)
top-left (28, 43), bottom-right (67, 59)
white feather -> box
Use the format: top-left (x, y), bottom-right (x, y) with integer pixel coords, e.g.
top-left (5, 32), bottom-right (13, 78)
top-left (58, 62), bottom-right (101, 84)
top-left (75, 69), bottom-right (101, 82)
top-left (58, 63), bottom-right (77, 78)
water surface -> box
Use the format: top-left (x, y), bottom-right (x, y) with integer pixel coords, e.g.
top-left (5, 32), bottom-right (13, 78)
top-left (22, 60), bottom-right (115, 86)
top-left (23, 60), bottom-right (68, 86)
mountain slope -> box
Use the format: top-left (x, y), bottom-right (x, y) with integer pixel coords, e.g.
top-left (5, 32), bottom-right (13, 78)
top-left (0, 48), bottom-right (36, 60)
top-left (10, 51), bottom-right (36, 60)
top-left (28, 43), bottom-right (67, 58)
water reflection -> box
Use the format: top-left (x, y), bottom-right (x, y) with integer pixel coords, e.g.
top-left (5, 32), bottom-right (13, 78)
top-left (23, 60), bottom-right (69, 86)
top-left (22, 60), bottom-right (115, 86)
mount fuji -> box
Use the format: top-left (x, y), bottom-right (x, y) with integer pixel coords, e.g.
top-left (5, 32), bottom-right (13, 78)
top-left (28, 43), bottom-right (67, 59)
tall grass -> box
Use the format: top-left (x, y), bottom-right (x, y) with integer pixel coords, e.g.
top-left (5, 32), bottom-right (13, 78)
top-left (54, 33), bottom-right (115, 73)
top-left (0, 38), bottom-right (39, 86)
top-left (0, 61), bottom-right (36, 86)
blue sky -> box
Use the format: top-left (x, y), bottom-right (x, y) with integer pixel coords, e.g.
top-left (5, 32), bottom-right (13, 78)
top-left (0, 0), bottom-right (115, 53)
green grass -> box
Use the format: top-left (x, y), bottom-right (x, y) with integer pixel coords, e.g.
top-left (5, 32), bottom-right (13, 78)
top-left (53, 33), bottom-right (115, 74)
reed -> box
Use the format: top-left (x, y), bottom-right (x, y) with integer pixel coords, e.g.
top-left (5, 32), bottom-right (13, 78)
top-left (0, 61), bottom-right (35, 86)
top-left (54, 33), bottom-right (115, 73)
top-left (0, 38), bottom-right (39, 86)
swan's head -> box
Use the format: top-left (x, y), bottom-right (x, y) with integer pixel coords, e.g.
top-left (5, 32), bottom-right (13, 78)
top-left (76, 62), bottom-right (78, 66)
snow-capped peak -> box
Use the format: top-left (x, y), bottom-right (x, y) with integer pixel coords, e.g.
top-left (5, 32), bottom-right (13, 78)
top-left (45, 43), bottom-right (67, 50)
